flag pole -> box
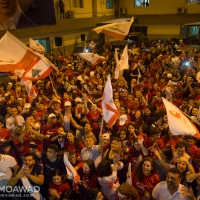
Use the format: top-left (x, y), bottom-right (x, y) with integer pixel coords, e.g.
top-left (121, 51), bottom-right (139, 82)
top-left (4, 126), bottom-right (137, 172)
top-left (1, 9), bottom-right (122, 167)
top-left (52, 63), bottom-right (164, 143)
top-left (49, 74), bottom-right (59, 98)
top-left (99, 114), bottom-right (104, 135)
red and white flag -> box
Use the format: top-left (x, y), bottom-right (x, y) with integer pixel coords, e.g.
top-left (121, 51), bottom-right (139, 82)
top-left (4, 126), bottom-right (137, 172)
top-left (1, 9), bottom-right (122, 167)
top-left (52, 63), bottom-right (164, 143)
top-left (162, 97), bottom-right (200, 138)
top-left (29, 38), bottom-right (45, 55)
top-left (93, 17), bottom-right (134, 40)
top-left (78, 53), bottom-right (106, 65)
top-left (0, 31), bottom-right (57, 79)
top-left (102, 75), bottom-right (120, 128)
top-left (63, 153), bottom-right (80, 192)
top-left (114, 45), bottom-right (129, 79)
top-left (89, 39), bottom-right (96, 49)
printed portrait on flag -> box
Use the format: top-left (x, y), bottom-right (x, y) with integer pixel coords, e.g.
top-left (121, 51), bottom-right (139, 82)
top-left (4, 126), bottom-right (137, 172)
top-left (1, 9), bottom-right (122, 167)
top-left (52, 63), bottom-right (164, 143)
top-left (0, 0), bottom-right (56, 30)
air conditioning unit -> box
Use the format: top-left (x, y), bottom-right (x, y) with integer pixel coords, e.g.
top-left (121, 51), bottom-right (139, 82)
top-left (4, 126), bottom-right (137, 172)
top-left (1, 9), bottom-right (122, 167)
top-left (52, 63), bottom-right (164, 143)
top-left (177, 7), bottom-right (186, 14)
top-left (68, 10), bottom-right (75, 18)
top-left (120, 7), bottom-right (127, 15)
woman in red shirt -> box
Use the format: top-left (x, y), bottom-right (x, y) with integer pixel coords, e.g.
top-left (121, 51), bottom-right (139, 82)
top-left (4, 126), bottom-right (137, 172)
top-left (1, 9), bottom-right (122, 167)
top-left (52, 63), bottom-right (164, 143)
top-left (64, 130), bottom-right (84, 161)
top-left (129, 157), bottom-right (159, 197)
top-left (78, 159), bottom-right (98, 196)
top-left (131, 110), bottom-right (144, 130)
top-left (49, 169), bottom-right (70, 200)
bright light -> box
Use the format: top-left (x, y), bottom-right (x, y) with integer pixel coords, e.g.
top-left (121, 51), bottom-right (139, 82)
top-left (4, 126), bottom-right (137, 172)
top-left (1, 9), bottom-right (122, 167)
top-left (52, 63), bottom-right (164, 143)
top-left (86, 49), bottom-right (88, 52)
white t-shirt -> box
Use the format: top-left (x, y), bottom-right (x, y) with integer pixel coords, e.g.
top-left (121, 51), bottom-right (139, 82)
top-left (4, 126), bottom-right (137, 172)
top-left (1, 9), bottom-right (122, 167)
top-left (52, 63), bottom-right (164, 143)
top-left (152, 181), bottom-right (188, 200)
top-left (0, 154), bottom-right (17, 187)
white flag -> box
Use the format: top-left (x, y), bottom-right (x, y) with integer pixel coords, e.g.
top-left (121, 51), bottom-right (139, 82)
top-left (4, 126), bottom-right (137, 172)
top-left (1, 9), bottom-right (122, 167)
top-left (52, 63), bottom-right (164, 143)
top-left (93, 17), bottom-right (134, 40)
top-left (119, 45), bottom-right (129, 70)
top-left (162, 97), bottom-right (200, 138)
top-left (102, 75), bottom-right (120, 128)
top-left (29, 38), bottom-right (45, 55)
top-left (0, 32), bottom-right (57, 79)
top-left (114, 45), bottom-right (129, 79)
top-left (63, 153), bottom-right (80, 192)
top-left (78, 53), bottom-right (106, 65)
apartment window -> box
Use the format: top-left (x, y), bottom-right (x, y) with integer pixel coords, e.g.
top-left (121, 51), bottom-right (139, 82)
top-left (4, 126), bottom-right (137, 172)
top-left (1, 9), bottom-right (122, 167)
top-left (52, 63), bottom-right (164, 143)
top-left (135, 0), bottom-right (149, 7)
top-left (73, 0), bottom-right (84, 8)
top-left (106, 0), bottom-right (113, 9)
top-left (187, 0), bottom-right (200, 3)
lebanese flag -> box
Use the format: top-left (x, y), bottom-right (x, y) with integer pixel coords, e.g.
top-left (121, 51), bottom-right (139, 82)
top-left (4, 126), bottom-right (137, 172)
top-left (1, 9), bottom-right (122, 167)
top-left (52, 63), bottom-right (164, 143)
top-left (78, 53), bottom-right (106, 65)
top-left (0, 31), bottom-right (56, 78)
top-left (29, 38), bottom-right (45, 55)
top-left (114, 46), bottom-right (129, 79)
top-left (162, 97), bottom-right (200, 138)
top-left (21, 53), bottom-right (56, 81)
top-left (102, 75), bottom-right (120, 128)
top-left (93, 17), bottom-right (134, 40)
top-left (89, 39), bottom-right (96, 49)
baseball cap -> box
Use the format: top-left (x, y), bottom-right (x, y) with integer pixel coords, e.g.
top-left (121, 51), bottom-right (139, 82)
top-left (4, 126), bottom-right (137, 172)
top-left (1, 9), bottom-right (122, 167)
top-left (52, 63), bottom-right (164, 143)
top-left (119, 114), bottom-right (128, 126)
top-left (24, 103), bottom-right (31, 109)
top-left (64, 101), bottom-right (71, 107)
top-left (17, 98), bottom-right (23, 101)
top-left (90, 71), bottom-right (95, 77)
top-left (75, 97), bottom-right (82, 103)
top-left (48, 113), bottom-right (56, 118)
top-left (55, 100), bottom-right (61, 104)
top-left (8, 82), bottom-right (12, 87)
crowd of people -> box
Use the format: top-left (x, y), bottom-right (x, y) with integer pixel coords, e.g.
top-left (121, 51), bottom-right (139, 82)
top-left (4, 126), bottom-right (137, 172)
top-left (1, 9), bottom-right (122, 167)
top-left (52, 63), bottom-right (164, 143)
top-left (0, 39), bottom-right (200, 200)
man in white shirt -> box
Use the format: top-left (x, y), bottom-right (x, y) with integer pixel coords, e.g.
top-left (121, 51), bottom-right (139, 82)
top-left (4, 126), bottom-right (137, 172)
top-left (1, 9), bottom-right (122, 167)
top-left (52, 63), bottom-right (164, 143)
top-left (152, 168), bottom-right (195, 200)
top-left (0, 0), bottom-right (36, 30)
top-left (6, 107), bottom-right (25, 134)
top-left (0, 153), bottom-right (19, 187)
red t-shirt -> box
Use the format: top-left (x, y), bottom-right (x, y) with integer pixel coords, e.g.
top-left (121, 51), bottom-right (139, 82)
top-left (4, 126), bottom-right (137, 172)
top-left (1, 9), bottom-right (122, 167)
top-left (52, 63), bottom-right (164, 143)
top-left (144, 137), bottom-right (164, 157)
top-left (13, 132), bottom-right (30, 156)
top-left (64, 141), bottom-right (84, 157)
top-left (49, 182), bottom-right (70, 199)
top-left (81, 173), bottom-right (98, 189)
top-left (187, 144), bottom-right (200, 172)
top-left (132, 171), bottom-right (160, 197)
top-left (0, 128), bottom-right (12, 140)
top-left (87, 111), bottom-right (100, 124)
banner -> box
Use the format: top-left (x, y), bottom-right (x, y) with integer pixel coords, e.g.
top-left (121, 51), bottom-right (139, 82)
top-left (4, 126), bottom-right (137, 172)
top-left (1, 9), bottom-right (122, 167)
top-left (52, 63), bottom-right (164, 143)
top-left (78, 53), bottom-right (106, 65)
top-left (93, 17), bottom-right (134, 40)
top-left (162, 97), bottom-right (200, 138)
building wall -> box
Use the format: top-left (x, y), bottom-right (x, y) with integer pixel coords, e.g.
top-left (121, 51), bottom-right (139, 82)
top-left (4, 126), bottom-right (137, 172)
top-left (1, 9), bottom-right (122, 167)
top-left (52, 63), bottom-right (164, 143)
top-left (54, 0), bottom-right (115, 19)
top-left (120, 0), bottom-right (200, 38)
top-left (123, 0), bottom-right (200, 15)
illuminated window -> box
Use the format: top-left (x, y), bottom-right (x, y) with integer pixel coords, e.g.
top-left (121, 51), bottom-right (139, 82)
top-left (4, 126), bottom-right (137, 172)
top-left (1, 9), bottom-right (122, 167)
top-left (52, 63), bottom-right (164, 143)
top-left (187, 0), bottom-right (200, 3)
top-left (106, 0), bottom-right (113, 9)
top-left (135, 0), bottom-right (149, 7)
